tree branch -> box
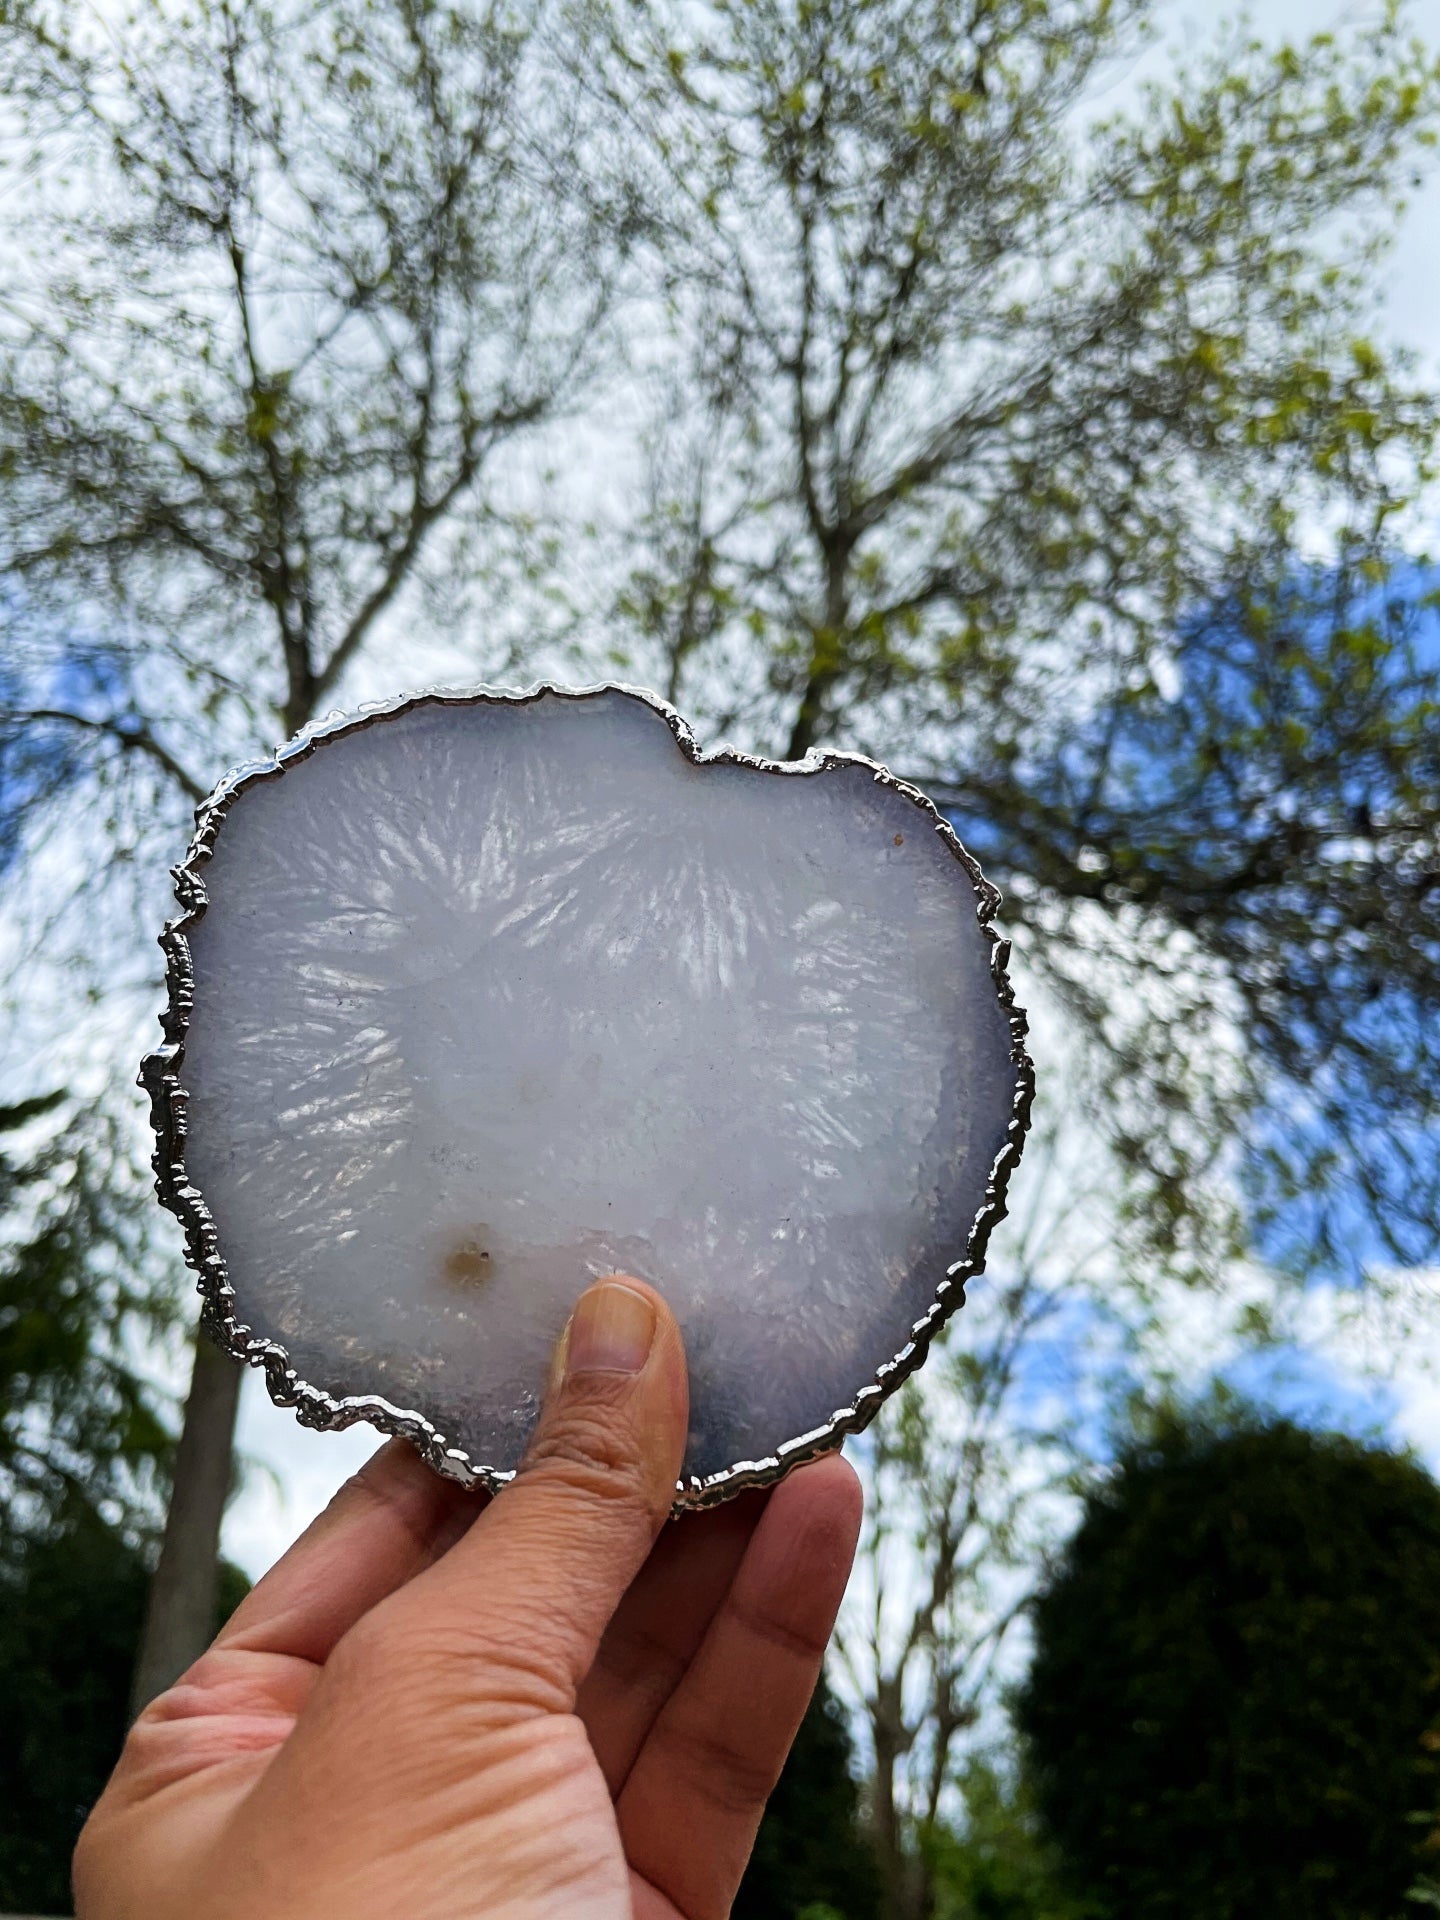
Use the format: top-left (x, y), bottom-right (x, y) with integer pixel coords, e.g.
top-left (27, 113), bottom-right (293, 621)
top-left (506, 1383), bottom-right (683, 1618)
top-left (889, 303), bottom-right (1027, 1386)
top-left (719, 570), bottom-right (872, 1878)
top-left (19, 709), bottom-right (206, 801)
top-left (314, 391), bottom-right (548, 702)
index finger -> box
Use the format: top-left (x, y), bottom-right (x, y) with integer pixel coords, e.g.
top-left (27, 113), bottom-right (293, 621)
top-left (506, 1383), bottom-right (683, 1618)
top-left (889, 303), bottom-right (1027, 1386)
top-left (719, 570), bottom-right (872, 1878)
top-left (218, 1438), bottom-right (484, 1666)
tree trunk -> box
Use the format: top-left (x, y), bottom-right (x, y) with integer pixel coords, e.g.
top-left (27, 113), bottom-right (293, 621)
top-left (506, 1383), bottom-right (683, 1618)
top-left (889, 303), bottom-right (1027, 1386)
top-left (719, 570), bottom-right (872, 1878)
top-left (870, 1692), bottom-right (926, 1920)
top-left (130, 1329), bottom-right (243, 1715)
top-left (783, 551), bottom-right (851, 761)
top-left (871, 1758), bottom-right (907, 1920)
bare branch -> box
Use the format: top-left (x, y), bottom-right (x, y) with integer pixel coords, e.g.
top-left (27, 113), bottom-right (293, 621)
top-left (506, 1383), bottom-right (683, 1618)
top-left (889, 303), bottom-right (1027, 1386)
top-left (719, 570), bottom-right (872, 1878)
top-left (16, 708), bottom-right (206, 802)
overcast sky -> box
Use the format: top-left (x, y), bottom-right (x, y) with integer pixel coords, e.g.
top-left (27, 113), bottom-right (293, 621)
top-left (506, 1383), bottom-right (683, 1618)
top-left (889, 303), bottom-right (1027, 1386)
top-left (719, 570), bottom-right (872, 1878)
top-left (221, 0), bottom-right (1440, 1584)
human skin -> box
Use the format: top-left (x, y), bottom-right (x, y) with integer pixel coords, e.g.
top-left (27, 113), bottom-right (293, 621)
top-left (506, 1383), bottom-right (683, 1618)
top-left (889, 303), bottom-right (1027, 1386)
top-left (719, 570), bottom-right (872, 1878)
top-left (74, 1277), bottom-right (863, 1919)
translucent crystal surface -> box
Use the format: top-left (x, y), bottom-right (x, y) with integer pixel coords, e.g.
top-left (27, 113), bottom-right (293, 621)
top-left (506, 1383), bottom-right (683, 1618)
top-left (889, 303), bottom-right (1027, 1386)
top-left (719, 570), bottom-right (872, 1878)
top-left (174, 690), bottom-right (1024, 1489)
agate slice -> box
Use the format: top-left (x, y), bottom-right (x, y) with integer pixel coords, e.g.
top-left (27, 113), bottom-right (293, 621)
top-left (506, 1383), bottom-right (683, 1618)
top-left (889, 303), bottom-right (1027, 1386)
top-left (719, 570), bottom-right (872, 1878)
top-left (143, 686), bottom-right (1032, 1505)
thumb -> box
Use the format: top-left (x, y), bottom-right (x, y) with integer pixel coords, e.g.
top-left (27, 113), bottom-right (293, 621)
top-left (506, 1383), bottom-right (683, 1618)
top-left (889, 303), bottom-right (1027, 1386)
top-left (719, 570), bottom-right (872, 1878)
top-left (401, 1275), bottom-right (688, 1712)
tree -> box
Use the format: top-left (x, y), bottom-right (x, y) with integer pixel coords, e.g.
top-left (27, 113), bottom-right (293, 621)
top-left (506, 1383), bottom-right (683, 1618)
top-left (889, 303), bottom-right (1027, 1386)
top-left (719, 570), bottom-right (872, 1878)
top-left (830, 1090), bottom-right (1374, 1919)
top-left (0, 1093), bottom-right (173, 1546)
top-left (580, 0), bottom-right (1440, 1280)
top-left (833, 1111), bottom-right (1166, 1920)
top-left (1, 0), bottom-right (621, 1702)
top-left (0, 1500), bottom-right (154, 1917)
top-left (955, 566), bottom-right (1440, 1281)
top-left (0, 1498), bottom-right (249, 1915)
top-left (0, 1093), bottom-right (244, 1912)
top-left (921, 1762), bottom-right (1095, 1920)
top-left (735, 1675), bottom-right (883, 1920)
top-left (1016, 1416), bottom-right (1440, 1918)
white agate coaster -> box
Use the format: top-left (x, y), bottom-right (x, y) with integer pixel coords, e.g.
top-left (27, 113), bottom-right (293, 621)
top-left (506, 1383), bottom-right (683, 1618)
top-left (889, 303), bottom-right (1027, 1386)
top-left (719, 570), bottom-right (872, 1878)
top-left (143, 685), bottom-right (1033, 1506)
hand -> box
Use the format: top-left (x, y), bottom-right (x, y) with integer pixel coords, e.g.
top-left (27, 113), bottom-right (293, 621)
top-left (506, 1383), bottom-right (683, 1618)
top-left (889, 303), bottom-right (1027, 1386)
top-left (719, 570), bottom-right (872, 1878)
top-left (75, 1278), bottom-right (862, 1919)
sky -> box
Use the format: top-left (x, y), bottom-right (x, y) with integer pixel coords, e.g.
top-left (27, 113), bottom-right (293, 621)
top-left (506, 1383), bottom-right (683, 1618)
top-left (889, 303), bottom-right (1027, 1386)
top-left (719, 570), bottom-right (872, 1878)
top-left (218, 0), bottom-right (1440, 1586)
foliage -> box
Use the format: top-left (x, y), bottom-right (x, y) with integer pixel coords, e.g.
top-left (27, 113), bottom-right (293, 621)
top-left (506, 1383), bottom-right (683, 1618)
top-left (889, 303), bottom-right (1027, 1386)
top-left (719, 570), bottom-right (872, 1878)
top-left (581, 0), bottom-right (1440, 1277)
top-left (947, 565), bottom-right (1440, 1276)
top-left (1017, 1415), bottom-right (1440, 1919)
top-left (0, 1495), bottom-right (248, 1915)
top-left (734, 1674), bottom-right (882, 1920)
top-left (0, 1091), bottom-right (180, 1900)
top-left (0, 0), bottom-right (614, 736)
top-left (0, 0), bottom-right (622, 985)
top-left (0, 1094), bottom-right (174, 1544)
top-left (922, 1763), bottom-right (1097, 1920)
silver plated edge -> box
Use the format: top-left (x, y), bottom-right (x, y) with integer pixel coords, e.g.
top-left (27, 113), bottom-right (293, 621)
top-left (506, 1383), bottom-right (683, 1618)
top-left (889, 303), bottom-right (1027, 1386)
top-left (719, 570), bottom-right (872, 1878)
top-left (139, 680), bottom-right (1036, 1512)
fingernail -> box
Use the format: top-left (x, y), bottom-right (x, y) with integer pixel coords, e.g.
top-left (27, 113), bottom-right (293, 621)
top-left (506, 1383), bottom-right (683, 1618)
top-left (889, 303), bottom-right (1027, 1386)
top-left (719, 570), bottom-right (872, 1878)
top-left (565, 1281), bottom-right (656, 1378)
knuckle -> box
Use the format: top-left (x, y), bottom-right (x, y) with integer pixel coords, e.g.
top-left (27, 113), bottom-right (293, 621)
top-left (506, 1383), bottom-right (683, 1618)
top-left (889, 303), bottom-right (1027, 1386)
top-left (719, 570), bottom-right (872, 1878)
top-left (322, 1611), bottom-right (403, 1705)
top-left (341, 1607), bottom-right (567, 1720)
top-left (410, 1628), bottom-right (565, 1714)
top-left (525, 1397), bottom-right (654, 1508)
top-left (327, 1607), bottom-right (391, 1677)
top-left (664, 1719), bottom-right (781, 1816)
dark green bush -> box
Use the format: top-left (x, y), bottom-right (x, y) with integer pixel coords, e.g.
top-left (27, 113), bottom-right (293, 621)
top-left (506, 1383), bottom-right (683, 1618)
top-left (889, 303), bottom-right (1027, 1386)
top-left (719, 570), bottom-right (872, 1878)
top-left (734, 1675), bottom-right (881, 1920)
top-left (0, 1503), bottom-right (249, 1915)
top-left (1018, 1417), bottom-right (1440, 1919)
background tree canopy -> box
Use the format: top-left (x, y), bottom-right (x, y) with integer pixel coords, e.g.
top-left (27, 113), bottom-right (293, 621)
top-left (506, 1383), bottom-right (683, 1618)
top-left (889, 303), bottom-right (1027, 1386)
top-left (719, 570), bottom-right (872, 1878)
top-left (0, 1095), bottom-right (173, 1542)
top-left (581, 0), bottom-right (1440, 1279)
top-left (3, 0), bottom-right (1437, 1289)
top-left (1017, 1415), bottom-right (1440, 1918)
top-left (0, 1505), bottom-right (250, 1915)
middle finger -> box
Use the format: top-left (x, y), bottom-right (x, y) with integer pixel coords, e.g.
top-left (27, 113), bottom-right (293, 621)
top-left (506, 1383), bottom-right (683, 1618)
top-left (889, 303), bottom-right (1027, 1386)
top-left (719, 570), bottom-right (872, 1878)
top-left (577, 1486), bottom-right (769, 1792)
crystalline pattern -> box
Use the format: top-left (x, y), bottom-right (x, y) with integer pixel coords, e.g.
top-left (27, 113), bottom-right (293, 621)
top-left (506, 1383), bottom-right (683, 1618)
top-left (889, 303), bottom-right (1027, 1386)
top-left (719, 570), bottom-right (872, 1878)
top-left (175, 690), bottom-right (1024, 1489)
